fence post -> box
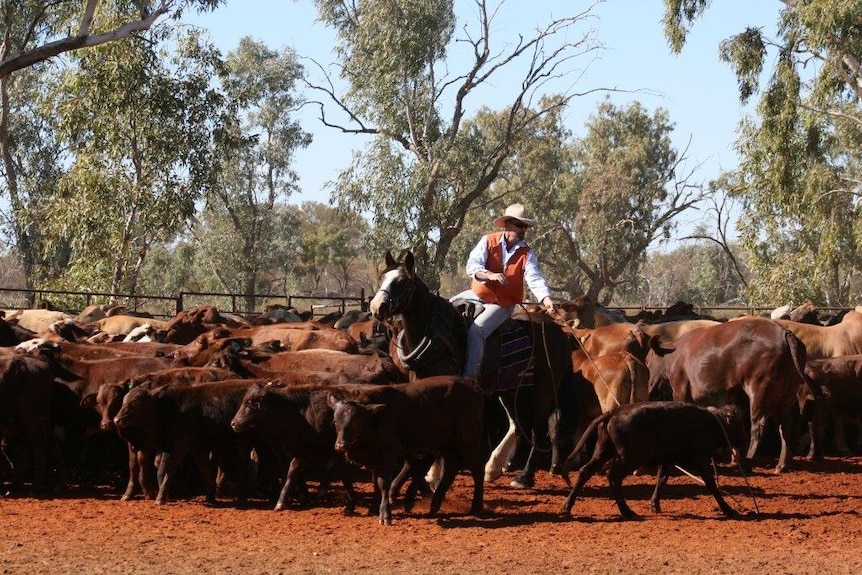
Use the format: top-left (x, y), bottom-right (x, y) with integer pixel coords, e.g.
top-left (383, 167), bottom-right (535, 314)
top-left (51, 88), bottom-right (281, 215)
top-left (177, 293), bottom-right (184, 315)
top-left (360, 289), bottom-right (367, 312)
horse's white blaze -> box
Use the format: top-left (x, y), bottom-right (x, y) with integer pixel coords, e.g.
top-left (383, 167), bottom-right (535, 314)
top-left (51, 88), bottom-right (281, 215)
top-left (369, 268), bottom-right (401, 316)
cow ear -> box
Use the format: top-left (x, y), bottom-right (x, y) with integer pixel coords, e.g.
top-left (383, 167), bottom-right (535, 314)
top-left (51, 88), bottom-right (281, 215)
top-left (80, 393), bottom-right (97, 409)
top-left (365, 403), bottom-right (386, 415)
top-left (384, 250), bottom-right (397, 268)
top-left (327, 391), bottom-right (342, 409)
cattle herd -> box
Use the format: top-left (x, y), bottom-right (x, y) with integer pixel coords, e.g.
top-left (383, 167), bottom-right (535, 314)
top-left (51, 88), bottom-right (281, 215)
top-left (0, 298), bottom-right (861, 525)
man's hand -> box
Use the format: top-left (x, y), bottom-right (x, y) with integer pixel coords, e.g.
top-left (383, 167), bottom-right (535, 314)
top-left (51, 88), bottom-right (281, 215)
top-left (542, 296), bottom-right (558, 314)
top-left (480, 271), bottom-right (507, 285)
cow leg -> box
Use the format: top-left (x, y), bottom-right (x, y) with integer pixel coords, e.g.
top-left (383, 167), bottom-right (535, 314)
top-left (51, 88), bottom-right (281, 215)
top-left (340, 472), bottom-right (359, 516)
top-left (649, 464), bottom-right (670, 514)
top-left (606, 459), bottom-right (637, 519)
top-left (122, 444), bottom-right (139, 501)
top-left (484, 399), bottom-right (517, 482)
top-left (774, 406), bottom-right (794, 473)
top-left (832, 411), bottom-right (854, 455)
top-left (191, 449), bottom-right (218, 505)
top-left (696, 460), bottom-right (737, 517)
top-left (561, 454), bottom-right (605, 515)
top-left (156, 438), bottom-right (192, 505)
top-left (745, 413), bottom-right (768, 469)
top-left (801, 398), bottom-right (823, 461)
top-left (139, 449), bottom-right (159, 500)
top-left (428, 456), bottom-right (458, 517)
top-left (375, 468), bottom-right (395, 526)
top-left (274, 456), bottom-right (304, 511)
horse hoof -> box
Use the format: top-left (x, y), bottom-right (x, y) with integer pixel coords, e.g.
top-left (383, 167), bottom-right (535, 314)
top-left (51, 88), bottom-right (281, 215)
top-left (509, 477), bottom-right (534, 489)
top-left (484, 469), bottom-right (502, 482)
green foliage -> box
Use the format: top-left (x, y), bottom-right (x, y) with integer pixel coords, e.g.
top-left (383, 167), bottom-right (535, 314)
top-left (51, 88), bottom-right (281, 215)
top-left (188, 36), bottom-right (311, 310)
top-left (43, 25), bottom-right (216, 294)
top-left (316, 1), bottom-right (599, 289)
top-left (665, 0), bottom-right (862, 306)
top-left (317, 0), bottom-right (453, 130)
top-left (526, 99), bottom-right (698, 303)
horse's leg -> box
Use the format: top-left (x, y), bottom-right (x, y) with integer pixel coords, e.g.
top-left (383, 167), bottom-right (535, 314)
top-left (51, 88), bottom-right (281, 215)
top-left (484, 397), bottom-right (517, 482)
top-left (511, 383), bottom-right (553, 489)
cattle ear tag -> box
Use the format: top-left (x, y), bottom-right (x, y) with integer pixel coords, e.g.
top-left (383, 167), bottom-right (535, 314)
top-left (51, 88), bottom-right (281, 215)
top-left (124, 379), bottom-right (133, 391)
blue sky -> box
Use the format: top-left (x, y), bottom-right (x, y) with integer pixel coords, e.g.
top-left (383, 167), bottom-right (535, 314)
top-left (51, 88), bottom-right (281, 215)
top-left (186, 0), bottom-right (779, 236)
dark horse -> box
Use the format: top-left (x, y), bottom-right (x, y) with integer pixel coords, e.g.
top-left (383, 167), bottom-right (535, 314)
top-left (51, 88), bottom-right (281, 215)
top-left (369, 250), bottom-right (575, 489)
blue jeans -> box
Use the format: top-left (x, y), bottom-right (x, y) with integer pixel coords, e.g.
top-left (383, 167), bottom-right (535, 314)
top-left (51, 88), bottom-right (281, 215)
top-left (462, 302), bottom-right (514, 379)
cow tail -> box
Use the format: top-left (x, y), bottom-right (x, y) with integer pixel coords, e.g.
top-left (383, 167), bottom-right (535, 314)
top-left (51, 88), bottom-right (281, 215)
top-left (785, 329), bottom-right (827, 399)
top-left (562, 409), bottom-right (614, 487)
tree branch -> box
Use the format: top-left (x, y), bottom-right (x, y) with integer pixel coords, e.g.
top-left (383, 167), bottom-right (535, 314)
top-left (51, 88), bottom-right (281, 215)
top-left (0, 1), bottom-right (172, 80)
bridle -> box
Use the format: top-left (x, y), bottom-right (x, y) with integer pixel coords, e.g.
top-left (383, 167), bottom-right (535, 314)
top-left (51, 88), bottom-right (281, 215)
top-left (374, 269), bottom-right (417, 321)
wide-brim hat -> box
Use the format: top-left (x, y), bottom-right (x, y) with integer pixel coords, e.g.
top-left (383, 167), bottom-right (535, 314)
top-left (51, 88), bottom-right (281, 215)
top-left (492, 203), bottom-right (539, 228)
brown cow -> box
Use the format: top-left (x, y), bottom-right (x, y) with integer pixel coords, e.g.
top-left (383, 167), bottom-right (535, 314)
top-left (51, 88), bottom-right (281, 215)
top-left (776, 311), bottom-right (862, 359)
top-left (573, 350), bottom-right (649, 413)
top-left (571, 323), bottom-right (653, 361)
top-left (159, 306), bottom-right (251, 345)
top-left (0, 353), bottom-right (57, 492)
top-left (90, 366), bottom-right (237, 501)
top-left (113, 379), bottom-right (261, 505)
top-left (638, 318), bottom-right (722, 344)
top-left (213, 348), bottom-right (405, 384)
top-left (172, 324), bottom-right (358, 364)
top-left (327, 376), bottom-right (485, 525)
top-left (231, 382), bottom-right (366, 513)
top-left (559, 295), bottom-right (626, 328)
top-left (801, 355), bottom-right (862, 457)
top-left (647, 317), bottom-right (823, 473)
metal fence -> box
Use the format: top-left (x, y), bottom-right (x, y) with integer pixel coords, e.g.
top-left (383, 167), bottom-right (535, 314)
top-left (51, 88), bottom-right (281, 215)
top-left (0, 287), bottom-right (369, 319)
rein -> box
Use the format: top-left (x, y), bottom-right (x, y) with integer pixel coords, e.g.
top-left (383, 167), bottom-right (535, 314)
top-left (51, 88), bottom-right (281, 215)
top-left (378, 275), bottom-right (461, 375)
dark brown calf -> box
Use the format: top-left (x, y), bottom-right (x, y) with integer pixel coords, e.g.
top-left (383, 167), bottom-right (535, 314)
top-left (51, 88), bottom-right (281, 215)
top-left (231, 382), bottom-right (366, 513)
top-left (113, 379), bottom-right (261, 505)
top-left (327, 376), bottom-right (484, 525)
top-left (561, 401), bottom-right (747, 519)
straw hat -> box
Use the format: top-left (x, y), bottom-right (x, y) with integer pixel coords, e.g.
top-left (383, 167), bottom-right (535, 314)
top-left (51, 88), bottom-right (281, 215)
top-left (492, 203), bottom-right (538, 228)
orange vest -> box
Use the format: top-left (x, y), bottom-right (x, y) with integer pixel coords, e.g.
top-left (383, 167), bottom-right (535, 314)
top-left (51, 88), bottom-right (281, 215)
top-left (471, 232), bottom-right (530, 307)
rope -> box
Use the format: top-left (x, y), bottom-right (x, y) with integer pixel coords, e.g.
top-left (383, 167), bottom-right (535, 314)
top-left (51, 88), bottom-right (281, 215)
top-left (710, 408), bottom-right (761, 515)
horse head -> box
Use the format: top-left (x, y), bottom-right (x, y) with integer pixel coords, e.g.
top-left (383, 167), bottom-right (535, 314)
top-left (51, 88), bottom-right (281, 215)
top-left (370, 250), bottom-right (419, 320)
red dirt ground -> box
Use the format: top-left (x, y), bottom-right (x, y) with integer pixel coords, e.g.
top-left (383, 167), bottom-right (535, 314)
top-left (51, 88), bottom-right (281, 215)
top-left (2, 456), bottom-right (862, 574)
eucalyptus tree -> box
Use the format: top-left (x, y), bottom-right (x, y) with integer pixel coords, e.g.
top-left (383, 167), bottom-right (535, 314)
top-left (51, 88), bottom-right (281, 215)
top-left (46, 27), bottom-right (218, 294)
top-left (0, 65), bottom-right (67, 292)
top-left (512, 99), bottom-right (701, 303)
top-left (191, 37), bottom-right (311, 312)
top-left (288, 201), bottom-right (372, 296)
top-left (0, 1), bottom-right (222, 290)
top-left (312, 0), bottom-right (604, 289)
top-left (664, 0), bottom-right (862, 305)
top-left (0, 1), bottom-right (221, 80)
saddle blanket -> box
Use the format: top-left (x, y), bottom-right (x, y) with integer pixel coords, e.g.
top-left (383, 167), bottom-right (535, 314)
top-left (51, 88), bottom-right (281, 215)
top-left (479, 319), bottom-right (534, 394)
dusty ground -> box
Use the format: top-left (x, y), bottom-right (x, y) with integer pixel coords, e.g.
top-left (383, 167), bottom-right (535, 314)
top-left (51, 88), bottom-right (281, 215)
top-left (2, 455), bottom-right (861, 575)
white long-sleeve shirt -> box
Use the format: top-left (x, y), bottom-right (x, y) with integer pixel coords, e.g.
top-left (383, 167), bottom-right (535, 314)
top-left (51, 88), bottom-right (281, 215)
top-left (463, 233), bottom-right (552, 303)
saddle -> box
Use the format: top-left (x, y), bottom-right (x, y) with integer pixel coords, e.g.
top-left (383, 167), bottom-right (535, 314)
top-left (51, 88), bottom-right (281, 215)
top-left (453, 299), bottom-right (534, 394)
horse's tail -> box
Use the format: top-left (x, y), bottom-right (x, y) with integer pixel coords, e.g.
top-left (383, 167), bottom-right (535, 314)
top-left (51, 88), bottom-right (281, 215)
top-left (561, 409), bottom-right (615, 487)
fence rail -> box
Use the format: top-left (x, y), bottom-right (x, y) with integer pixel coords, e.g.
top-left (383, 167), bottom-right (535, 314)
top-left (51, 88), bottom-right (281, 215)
top-left (0, 287), bottom-right (369, 319)
top-left (0, 286), bottom-right (852, 321)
